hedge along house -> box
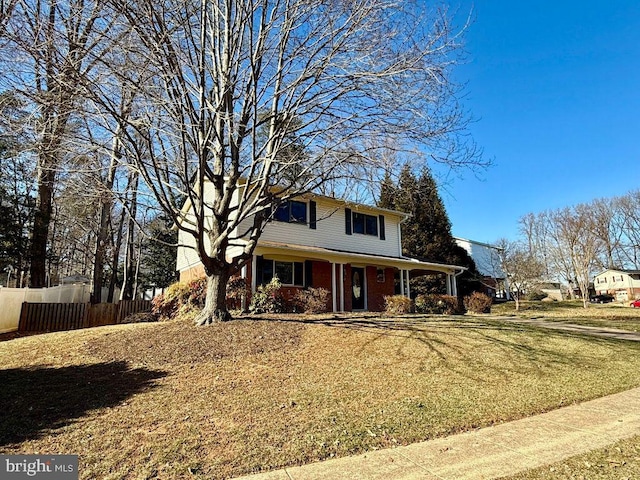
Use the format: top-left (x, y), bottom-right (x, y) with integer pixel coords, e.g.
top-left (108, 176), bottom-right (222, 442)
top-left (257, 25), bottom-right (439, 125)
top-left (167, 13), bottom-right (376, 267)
top-left (176, 182), bottom-right (466, 312)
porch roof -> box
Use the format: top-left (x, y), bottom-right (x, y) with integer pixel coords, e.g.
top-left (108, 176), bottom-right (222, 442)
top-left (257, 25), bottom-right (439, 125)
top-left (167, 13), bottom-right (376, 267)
top-left (254, 240), bottom-right (466, 275)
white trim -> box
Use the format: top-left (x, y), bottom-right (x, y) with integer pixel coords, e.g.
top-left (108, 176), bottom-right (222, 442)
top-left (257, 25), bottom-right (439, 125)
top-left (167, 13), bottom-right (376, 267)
top-left (339, 263), bottom-right (345, 312)
top-left (255, 240), bottom-right (465, 275)
top-left (241, 265), bottom-right (247, 311)
top-left (251, 254), bottom-right (257, 293)
top-left (406, 270), bottom-right (411, 298)
top-left (331, 262), bottom-right (337, 313)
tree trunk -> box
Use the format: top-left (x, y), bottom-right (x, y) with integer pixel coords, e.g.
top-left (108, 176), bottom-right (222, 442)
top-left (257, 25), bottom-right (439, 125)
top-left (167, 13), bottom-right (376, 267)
top-left (91, 132), bottom-right (120, 303)
top-left (107, 206), bottom-right (126, 303)
top-left (120, 171), bottom-right (139, 300)
top-left (29, 164), bottom-right (55, 287)
top-left (195, 270), bottom-right (232, 325)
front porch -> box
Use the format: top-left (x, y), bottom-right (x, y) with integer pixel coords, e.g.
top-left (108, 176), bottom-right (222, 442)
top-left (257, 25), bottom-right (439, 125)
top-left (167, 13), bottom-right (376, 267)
top-left (243, 241), bottom-right (465, 313)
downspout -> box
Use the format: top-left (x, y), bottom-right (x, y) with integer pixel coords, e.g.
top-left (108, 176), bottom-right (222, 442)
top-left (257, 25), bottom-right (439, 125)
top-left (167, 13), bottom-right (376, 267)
top-left (452, 267), bottom-right (465, 298)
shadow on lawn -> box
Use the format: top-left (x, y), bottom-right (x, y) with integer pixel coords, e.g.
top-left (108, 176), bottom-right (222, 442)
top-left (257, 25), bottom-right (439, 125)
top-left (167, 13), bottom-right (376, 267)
top-left (0, 361), bottom-right (166, 446)
top-left (251, 314), bottom-right (636, 381)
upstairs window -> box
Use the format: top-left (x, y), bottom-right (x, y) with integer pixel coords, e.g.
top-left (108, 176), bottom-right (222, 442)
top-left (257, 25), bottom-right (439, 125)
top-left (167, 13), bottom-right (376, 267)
top-left (345, 208), bottom-right (385, 239)
top-left (275, 200), bottom-right (307, 224)
top-left (353, 212), bottom-right (378, 236)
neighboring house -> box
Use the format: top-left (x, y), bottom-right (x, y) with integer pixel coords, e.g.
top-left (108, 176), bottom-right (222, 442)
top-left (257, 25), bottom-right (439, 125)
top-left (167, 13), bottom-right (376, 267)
top-left (454, 237), bottom-right (509, 299)
top-left (593, 269), bottom-right (640, 301)
top-left (536, 282), bottom-right (564, 302)
top-left (177, 184), bottom-right (465, 312)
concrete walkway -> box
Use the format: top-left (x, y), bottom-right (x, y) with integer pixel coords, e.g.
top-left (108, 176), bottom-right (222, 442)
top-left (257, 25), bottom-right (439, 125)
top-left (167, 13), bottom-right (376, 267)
top-left (234, 386), bottom-right (640, 480)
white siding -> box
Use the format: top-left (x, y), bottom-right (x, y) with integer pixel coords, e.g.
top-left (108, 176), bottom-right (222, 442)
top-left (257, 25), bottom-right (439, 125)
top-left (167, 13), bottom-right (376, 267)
top-left (176, 227), bottom-right (201, 272)
top-left (177, 186), bottom-right (407, 273)
top-left (455, 238), bottom-right (504, 278)
top-left (176, 186), bottom-right (246, 273)
top-left (594, 270), bottom-right (640, 293)
top-left (239, 198), bottom-right (403, 258)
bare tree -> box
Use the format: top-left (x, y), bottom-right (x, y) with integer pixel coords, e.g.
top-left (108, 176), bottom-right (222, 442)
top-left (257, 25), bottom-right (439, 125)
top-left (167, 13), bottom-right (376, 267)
top-left (1, 0), bottom-right (118, 287)
top-left (618, 190), bottom-right (640, 269)
top-left (100, 0), bottom-right (483, 323)
top-left (495, 238), bottom-right (544, 311)
top-left (590, 197), bottom-right (626, 270)
top-left (549, 205), bottom-right (603, 308)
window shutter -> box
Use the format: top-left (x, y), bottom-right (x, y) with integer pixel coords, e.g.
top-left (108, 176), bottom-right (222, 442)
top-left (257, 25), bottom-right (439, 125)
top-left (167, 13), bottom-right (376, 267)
top-left (309, 201), bottom-right (317, 229)
top-left (255, 256), bottom-right (264, 285)
top-left (345, 208), bottom-right (352, 235)
top-left (379, 215), bottom-right (386, 240)
top-left (304, 260), bottom-right (313, 288)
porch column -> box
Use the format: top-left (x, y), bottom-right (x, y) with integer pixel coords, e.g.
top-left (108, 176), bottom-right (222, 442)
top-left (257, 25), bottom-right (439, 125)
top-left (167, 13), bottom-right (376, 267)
top-left (406, 270), bottom-right (411, 299)
top-left (452, 273), bottom-right (458, 297)
top-left (241, 265), bottom-right (247, 311)
top-left (400, 269), bottom-right (405, 296)
top-left (446, 274), bottom-right (452, 295)
top-left (331, 262), bottom-right (337, 312)
top-left (339, 263), bottom-right (344, 311)
top-left (251, 254), bottom-right (257, 293)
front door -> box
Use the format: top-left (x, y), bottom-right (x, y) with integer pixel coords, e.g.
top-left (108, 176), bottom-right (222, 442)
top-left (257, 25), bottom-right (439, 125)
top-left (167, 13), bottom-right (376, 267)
top-left (351, 267), bottom-right (365, 310)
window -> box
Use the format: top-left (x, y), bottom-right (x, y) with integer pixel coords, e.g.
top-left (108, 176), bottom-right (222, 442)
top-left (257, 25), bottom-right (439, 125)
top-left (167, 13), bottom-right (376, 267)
top-left (259, 258), bottom-right (304, 286)
top-left (345, 209), bottom-right (385, 239)
top-left (352, 212), bottom-right (378, 236)
top-left (275, 200), bottom-right (307, 224)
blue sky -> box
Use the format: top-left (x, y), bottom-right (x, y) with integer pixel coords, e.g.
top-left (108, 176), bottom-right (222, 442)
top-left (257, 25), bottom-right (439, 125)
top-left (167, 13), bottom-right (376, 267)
top-left (437, 1), bottom-right (640, 243)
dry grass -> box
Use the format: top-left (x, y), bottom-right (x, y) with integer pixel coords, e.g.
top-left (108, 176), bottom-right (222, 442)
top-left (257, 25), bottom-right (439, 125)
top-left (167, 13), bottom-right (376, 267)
top-left (492, 300), bottom-right (640, 332)
top-left (2, 313), bottom-right (640, 479)
top-left (502, 434), bottom-right (640, 479)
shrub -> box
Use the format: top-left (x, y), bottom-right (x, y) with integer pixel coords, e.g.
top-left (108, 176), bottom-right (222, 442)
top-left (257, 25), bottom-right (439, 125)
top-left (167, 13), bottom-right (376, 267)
top-left (293, 287), bottom-right (331, 314)
top-left (151, 281), bottom-right (192, 319)
top-left (186, 277), bottom-right (207, 307)
top-left (384, 295), bottom-right (414, 315)
top-left (415, 294), bottom-right (459, 315)
top-left (121, 312), bottom-right (158, 324)
top-left (464, 292), bottom-right (493, 314)
top-left (150, 276), bottom-right (223, 319)
top-left (249, 277), bottom-right (285, 313)
top-left (226, 276), bottom-right (250, 310)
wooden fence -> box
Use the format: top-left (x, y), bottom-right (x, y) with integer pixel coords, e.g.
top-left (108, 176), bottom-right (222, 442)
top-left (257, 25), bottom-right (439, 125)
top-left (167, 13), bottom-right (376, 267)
top-left (18, 300), bottom-right (152, 332)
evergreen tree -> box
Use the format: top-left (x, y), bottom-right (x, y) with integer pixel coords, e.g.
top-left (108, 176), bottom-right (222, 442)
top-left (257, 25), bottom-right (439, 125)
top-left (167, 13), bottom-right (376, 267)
top-left (380, 163), bottom-right (480, 296)
top-left (377, 171), bottom-right (397, 210)
top-left (138, 215), bottom-right (178, 290)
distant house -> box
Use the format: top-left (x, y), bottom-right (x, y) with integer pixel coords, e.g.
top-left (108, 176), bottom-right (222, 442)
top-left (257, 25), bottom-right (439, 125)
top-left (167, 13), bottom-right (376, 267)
top-left (454, 237), bottom-right (509, 299)
top-left (593, 269), bottom-right (640, 302)
top-left (177, 183), bottom-right (466, 312)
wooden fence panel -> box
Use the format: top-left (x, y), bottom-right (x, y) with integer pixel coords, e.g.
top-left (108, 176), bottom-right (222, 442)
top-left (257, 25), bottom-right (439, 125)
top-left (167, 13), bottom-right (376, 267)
top-left (19, 303), bottom-right (88, 332)
top-left (117, 300), bottom-right (152, 322)
top-left (88, 303), bottom-right (118, 327)
top-left (18, 300), bottom-right (152, 332)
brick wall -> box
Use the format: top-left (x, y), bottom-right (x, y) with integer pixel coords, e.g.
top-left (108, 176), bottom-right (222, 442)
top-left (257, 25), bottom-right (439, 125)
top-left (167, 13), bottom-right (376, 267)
top-left (179, 265), bottom-right (205, 282)
top-left (365, 266), bottom-right (395, 312)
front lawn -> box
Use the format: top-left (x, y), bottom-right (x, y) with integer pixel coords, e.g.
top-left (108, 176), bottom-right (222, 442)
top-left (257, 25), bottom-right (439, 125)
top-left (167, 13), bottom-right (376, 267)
top-left (501, 434), bottom-right (640, 480)
top-left (492, 300), bottom-right (640, 332)
top-left (2, 314), bottom-right (640, 479)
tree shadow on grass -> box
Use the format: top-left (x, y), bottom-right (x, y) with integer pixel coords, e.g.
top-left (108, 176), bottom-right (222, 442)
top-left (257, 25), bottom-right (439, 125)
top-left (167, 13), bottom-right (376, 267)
top-left (250, 313), bottom-right (639, 382)
top-left (0, 361), bottom-right (166, 446)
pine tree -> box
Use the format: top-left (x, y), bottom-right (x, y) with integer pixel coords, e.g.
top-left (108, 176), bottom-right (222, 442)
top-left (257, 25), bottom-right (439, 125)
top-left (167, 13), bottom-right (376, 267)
top-left (377, 171), bottom-right (397, 210)
top-left (379, 164), bottom-right (480, 295)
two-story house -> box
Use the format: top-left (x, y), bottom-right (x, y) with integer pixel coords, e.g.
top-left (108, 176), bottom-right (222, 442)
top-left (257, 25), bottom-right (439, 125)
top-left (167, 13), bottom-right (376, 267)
top-left (593, 269), bottom-right (640, 301)
top-left (176, 185), bottom-right (465, 312)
